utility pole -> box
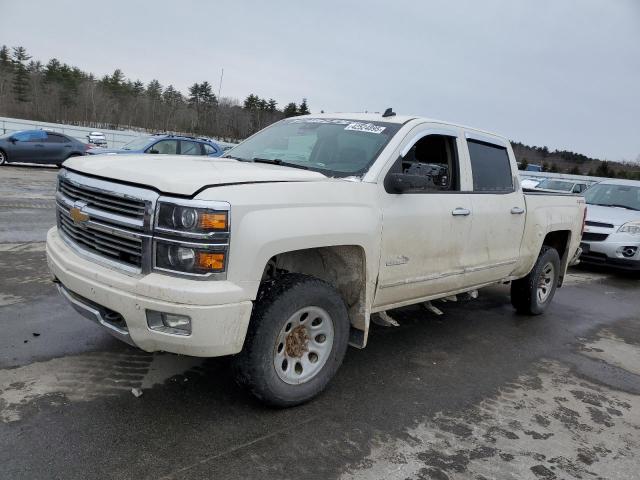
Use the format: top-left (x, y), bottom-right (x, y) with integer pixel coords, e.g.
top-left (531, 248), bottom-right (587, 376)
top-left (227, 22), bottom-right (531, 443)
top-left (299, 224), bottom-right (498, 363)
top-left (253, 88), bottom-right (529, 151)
top-left (218, 68), bottom-right (224, 99)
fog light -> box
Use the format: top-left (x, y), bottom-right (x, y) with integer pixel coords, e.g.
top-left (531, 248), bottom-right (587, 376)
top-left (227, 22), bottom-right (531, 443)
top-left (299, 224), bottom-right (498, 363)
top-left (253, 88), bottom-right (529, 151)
top-left (146, 310), bottom-right (192, 336)
top-left (617, 246), bottom-right (638, 258)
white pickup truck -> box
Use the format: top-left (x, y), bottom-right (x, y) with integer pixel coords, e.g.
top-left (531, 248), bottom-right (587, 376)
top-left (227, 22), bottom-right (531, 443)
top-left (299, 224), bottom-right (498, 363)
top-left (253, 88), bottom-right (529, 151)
top-left (46, 112), bottom-right (586, 406)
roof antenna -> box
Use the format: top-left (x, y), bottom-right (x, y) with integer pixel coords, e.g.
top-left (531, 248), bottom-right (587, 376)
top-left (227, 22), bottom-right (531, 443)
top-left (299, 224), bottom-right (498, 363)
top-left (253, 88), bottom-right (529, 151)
top-left (382, 107), bottom-right (396, 118)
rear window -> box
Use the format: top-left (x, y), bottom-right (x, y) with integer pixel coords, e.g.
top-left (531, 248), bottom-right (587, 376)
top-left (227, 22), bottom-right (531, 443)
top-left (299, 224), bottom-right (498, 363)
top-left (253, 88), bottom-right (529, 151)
top-left (467, 139), bottom-right (513, 192)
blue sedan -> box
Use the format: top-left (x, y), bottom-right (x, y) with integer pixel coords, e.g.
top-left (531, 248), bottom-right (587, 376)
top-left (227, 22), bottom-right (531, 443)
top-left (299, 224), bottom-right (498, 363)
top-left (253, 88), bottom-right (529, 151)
top-left (88, 134), bottom-right (223, 157)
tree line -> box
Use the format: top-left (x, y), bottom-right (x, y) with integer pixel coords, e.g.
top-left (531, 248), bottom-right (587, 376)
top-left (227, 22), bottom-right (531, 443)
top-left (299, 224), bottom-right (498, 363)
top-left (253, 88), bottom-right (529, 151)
top-left (0, 45), bottom-right (310, 141)
top-left (513, 141), bottom-right (639, 180)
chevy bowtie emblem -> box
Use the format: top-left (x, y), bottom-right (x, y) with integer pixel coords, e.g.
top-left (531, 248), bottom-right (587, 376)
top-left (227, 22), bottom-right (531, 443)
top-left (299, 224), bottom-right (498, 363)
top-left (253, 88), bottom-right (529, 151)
top-left (70, 201), bottom-right (89, 226)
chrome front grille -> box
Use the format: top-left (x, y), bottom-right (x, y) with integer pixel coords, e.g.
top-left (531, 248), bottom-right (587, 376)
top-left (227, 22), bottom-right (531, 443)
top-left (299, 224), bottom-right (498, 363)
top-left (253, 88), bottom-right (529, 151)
top-left (56, 170), bottom-right (158, 273)
top-left (58, 208), bottom-right (144, 268)
top-left (59, 176), bottom-right (147, 220)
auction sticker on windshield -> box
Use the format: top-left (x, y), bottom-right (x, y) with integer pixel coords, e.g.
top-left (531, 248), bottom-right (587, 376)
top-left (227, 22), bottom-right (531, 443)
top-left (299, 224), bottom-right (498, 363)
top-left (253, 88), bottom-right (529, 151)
top-left (344, 122), bottom-right (386, 134)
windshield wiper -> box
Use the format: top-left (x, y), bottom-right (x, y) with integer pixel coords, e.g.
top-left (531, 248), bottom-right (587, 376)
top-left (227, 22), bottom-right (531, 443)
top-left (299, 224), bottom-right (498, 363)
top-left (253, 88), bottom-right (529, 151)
top-left (222, 155), bottom-right (250, 162)
top-left (252, 157), bottom-right (309, 170)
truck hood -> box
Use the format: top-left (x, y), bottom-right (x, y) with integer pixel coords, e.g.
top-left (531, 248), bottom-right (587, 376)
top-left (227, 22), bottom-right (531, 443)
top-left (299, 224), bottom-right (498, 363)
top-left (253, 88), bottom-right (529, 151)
top-left (586, 204), bottom-right (640, 228)
top-left (64, 154), bottom-right (328, 196)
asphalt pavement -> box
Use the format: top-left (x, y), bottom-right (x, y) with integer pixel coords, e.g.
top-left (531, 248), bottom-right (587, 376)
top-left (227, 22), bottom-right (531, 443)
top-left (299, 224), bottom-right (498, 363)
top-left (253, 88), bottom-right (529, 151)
top-left (1, 165), bottom-right (639, 480)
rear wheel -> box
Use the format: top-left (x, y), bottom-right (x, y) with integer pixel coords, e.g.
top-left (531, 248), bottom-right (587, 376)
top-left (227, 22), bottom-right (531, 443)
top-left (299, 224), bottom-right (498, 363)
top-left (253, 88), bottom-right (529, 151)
top-left (511, 246), bottom-right (560, 315)
top-left (234, 273), bottom-right (350, 407)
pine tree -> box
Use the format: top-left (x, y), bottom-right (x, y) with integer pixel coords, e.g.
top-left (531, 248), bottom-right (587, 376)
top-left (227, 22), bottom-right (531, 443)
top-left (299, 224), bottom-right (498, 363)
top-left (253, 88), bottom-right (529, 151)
top-left (243, 94), bottom-right (259, 110)
top-left (549, 163), bottom-right (559, 173)
top-left (519, 158), bottom-right (529, 170)
top-left (267, 98), bottom-right (277, 113)
top-left (11, 46), bottom-right (31, 102)
top-left (146, 79), bottom-right (163, 100)
top-left (188, 82), bottom-right (201, 107)
top-left (0, 45), bottom-right (11, 71)
top-left (595, 161), bottom-right (612, 178)
top-left (568, 166), bottom-right (581, 175)
top-left (283, 102), bottom-right (298, 117)
top-left (298, 98), bottom-right (310, 115)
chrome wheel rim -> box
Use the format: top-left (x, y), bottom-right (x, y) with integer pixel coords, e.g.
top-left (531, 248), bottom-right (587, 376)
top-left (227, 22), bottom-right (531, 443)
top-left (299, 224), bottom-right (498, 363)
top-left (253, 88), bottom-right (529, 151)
top-left (0, 152), bottom-right (5, 165)
top-left (537, 262), bottom-right (555, 303)
top-left (273, 306), bottom-right (334, 385)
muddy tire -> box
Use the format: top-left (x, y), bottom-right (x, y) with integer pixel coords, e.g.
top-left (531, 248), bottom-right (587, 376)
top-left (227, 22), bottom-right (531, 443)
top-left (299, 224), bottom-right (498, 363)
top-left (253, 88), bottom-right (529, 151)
top-left (511, 246), bottom-right (561, 315)
top-left (234, 273), bottom-right (349, 407)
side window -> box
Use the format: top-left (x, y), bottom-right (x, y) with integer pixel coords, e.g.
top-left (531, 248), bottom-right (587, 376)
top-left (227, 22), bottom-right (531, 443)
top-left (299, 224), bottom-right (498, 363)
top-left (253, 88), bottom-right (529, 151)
top-left (148, 140), bottom-right (178, 154)
top-left (180, 141), bottom-right (203, 155)
top-left (45, 133), bottom-right (68, 143)
top-left (14, 130), bottom-right (46, 142)
top-left (467, 139), bottom-right (513, 192)
top-left (388, 134), bottom-right (459, 192)
top-left (203, 144), bottom-right (217, 155)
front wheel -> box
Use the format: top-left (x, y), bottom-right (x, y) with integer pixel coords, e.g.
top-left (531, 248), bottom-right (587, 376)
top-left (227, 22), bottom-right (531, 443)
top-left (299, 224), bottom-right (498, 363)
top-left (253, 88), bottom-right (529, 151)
top-left (0, 150), bottom-right (7, 166)
top-left (234, 273), bottom-right (350, 407)
top-left (511, 246), bottom-right (560, 315)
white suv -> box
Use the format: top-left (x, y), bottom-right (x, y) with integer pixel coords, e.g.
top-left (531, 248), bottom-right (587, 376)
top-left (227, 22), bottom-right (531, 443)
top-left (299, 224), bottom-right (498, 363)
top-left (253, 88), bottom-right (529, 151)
top-left (581, 179), bottom-right (640, 270)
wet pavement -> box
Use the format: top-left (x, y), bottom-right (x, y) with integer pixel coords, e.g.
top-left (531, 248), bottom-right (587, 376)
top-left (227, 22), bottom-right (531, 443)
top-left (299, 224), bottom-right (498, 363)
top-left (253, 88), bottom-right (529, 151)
top-left (1, 165), bottom-right (639, 480)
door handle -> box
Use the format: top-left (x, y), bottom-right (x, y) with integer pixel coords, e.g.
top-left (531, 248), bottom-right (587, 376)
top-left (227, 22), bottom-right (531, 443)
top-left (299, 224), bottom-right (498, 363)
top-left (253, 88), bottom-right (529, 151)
top-left (511, 207), bottom-right (525, 214)
top-left (452, 207), bottom-right (471, 216)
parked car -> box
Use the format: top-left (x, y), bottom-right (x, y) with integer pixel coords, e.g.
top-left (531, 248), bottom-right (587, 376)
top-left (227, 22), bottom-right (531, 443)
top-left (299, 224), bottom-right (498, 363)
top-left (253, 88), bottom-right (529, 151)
top-left (47, 112), bottom-right (586, 406)
top-left (0, 130), bottom-right (88, 167)
top-left (86, 131), bottom-right (107, 148)
top-left (580, 179), bottom-right (640, 270)
top-left (524, 164), bottom-right (543, 172)
top-left (87, 134), bottom-right (223, 157)
top-left (520, 176), bottom-right (542, 189)
top-left (533, 178), bottom-right (590, 194)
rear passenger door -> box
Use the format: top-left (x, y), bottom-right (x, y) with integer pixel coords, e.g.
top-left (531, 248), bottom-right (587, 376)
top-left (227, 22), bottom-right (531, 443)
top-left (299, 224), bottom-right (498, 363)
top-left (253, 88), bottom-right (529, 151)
top-left (147, 140), bottom-right (178, 155)
top-left (43, 133), bottom-right (71, 163)
top-left (179, 140), bottom-right (204, 156)
top-left (463, 133), bottom-right (526, 285)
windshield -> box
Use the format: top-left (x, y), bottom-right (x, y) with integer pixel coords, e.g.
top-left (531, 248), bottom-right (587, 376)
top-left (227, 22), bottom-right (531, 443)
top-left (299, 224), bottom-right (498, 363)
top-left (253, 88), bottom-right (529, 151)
top-left (584, 183), bottom-right (640, 211)
top-left (121, 136), bottom-right (155, 150)
top-left (536, 179), bottom-right (574, 191)
top-left (224, 118), bottom-right (402, 177)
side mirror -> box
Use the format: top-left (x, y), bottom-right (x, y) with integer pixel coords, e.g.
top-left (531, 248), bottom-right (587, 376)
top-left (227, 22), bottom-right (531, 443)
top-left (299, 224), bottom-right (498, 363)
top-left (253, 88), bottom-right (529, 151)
top-left (9, 136), bottom-right (17, 143)
top-left (148, 149), bottom-right (159, 154)
top-left (385, 173), bottom-right (434, 194)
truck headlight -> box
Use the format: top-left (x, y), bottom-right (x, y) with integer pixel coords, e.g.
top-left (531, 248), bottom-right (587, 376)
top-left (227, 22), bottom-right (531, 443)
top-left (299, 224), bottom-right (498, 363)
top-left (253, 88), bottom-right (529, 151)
top-left (155, 241), bottom-right (226, 275)
top-left (153, 198), bottom-right (230, 277)
top-left (618, 222), bottom-right (640, 235)
top-left (156, 203), bottom-right (228, 234)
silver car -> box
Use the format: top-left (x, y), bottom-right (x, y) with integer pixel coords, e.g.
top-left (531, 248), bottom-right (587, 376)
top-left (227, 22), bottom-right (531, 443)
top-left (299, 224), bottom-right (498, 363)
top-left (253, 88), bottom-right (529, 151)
top-left (580, 179), bottom-right (640, 270)
top-left (533, 178), bottom-right (590, 194)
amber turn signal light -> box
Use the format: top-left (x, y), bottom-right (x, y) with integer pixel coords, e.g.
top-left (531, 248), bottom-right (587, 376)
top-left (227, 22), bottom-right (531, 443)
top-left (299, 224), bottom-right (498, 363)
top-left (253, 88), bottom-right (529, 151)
top-left (196, 252), bottom-right (225, 271)
top-left (198, 212), bottom-right (227, 231)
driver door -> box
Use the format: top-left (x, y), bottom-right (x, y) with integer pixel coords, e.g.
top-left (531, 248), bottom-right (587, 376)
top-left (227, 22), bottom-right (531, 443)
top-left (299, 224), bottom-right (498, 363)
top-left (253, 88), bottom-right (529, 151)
top-left (374, 126), bottom-right (474, 309)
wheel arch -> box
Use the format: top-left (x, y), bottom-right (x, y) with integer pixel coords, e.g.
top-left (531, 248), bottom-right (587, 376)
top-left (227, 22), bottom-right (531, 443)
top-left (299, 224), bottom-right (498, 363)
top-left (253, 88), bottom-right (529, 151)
top-left (261, 245), bottom-right (371, 348)
top-left (541, 229), bottom-right (572, 286)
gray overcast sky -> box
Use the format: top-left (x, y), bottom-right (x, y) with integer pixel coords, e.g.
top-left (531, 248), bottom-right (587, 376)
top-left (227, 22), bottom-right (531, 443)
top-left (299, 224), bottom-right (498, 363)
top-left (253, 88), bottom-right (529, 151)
top-left (3, 0), bottom-right (640, 161)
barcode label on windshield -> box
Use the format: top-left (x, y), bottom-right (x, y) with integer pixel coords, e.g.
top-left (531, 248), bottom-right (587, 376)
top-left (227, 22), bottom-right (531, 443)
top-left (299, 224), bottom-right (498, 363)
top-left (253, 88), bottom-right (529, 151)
top-left (344, 122), bottom-right (386, 134)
